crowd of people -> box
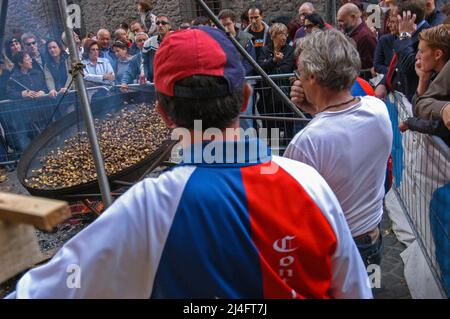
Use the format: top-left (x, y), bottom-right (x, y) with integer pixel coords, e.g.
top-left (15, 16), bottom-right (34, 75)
top-left (0, 0), bottom-right (448, 144)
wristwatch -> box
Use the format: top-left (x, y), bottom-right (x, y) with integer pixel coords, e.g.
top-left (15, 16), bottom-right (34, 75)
top-left (399, 32), bottom-right (412, 40)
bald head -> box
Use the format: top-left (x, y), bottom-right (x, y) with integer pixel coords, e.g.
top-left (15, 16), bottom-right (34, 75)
top-left (338, 3), bottom-right (361, 17)
top-left (97, 29), bottom-right (112, 49)
top-left (337, 3), bottom-right (362, 33)
top-left (299, 2), bottom-right (315, 24)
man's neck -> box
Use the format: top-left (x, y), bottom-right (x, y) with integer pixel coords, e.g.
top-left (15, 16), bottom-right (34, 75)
top-left (179, 122), bottom-right (242, 148)
top-left (314, 89), bottom-right (355, 114)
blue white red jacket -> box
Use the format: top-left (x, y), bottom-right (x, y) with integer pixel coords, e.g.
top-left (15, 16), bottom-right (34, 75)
top-left (8, 139), bottom-right (371, 299)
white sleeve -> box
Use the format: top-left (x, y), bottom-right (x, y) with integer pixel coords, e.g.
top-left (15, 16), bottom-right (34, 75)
top-left (272, 157), bottom-right (373, 299)
top-left (11, 166), bottom-right (195, 299)
top-left (84, 73), bottom-right (104, 84)
top-left (284, 134), bottom-right (319, 171)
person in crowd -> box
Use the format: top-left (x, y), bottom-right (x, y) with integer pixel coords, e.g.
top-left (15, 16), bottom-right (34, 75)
top-left (293, 3), bottom-right (333, 46)
top-left (399, 24), bottom-right (450, 144)
top-left (120, 22), bottom-right (135, 47)
top-left (7, 52), bottom-right (47, 99)
top-left (179, 21), bottom-right (191, 30)
top-left (373, 6), bottom-right (399, 75)
top-left (219, 9), bottom-right (257, 130)
top-left (337, 3), bottom-right (378, 75)
top-left (258, 23), bottom-right (295, 75)
top-left (4, 37), bottom-right (22, 63)
top-left (7, 27), bottom-right (371, 299)
top-left (61, 31), bottom-right (84, 59)
top-left (303, 13), bottom-right (327, 35)
top-left (424, 0), bottom-right (447, 26)
top-left (44, 39), bottom-right (72, 98)
top-left (244, 6), bottom-right (270, 59)
top-left (129, 21), bottom-right (146, 55)
top-left (191, 16), bottom-right (211, 27)
top-left (130, 20), bottom-right (146, 37)
top-left (142, 14), bottom-right (172, 83)
top-left (119, 32), bottom-right (149, 92)
top-left (21, 33), bottom-right (44, 73)
top-left (112, 40), bottom-right (133, 85)
top-left (287, 12), bottom-right (302, 42)
top-left (375, 0), bottom-right (430, 102)
top-left (258, 23), bottom-right (295, 141)
top-left (137, 0), bottom-right (157, 36)
top-left (218, 9), bottom-right (256, 76)
top-left (240, 10), bottom-right (250, 30)
top-left (0, 58), bottom-right (11, 100)
top-left (81, 39), bottom-right (115, 86)
top-left (293, 2), bottom-right (315, 41)
top-left (114, 28), bottom-right (131, 48)
top-left (97, 29), bottom-right (117, 70)
top-left (286, 29), bottom-right (393, 267)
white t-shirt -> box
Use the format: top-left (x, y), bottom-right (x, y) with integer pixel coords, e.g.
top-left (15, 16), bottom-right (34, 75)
top-left (284, 96), bottom-right (393, 237)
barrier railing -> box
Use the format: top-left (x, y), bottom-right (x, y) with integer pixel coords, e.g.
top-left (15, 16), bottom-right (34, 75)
top-left (386, 91), bottom-right (449, 298)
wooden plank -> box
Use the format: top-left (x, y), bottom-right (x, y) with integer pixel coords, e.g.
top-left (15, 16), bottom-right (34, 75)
top-left (0, 222), bottom-right (43, 284)
top-left (0, 192), bottom-right (71, 231)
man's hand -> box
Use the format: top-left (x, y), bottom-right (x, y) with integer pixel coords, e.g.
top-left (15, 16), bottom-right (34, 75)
top-left (273, 51), bottom-right (284, 63)
top-left (103, 72), bottom-right (115, 81)
top-left (21, 90), bottom-right (31, 98)
top-left (398, 10), bottom-right (416, 35)
top-left (48, 90), bottom-right (58, 98)
top-left (290, 79), bottom-right (314, 112)
top-left (59, 88), bottom-right (68, 94)
top-left (375, 84), bottom-right (387, 100)
top-left (443, 104), bottom-right (450, 130)
top-left (399, 121), bottom-right (409, 133)
top-left (120, 83), bottom-right (129, 93)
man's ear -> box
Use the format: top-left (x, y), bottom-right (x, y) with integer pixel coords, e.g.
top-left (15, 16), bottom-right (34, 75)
top-left (240, 82), bottom-right (253, 113)
top-left (434, 49), bottom-right (444, 62)
top-left (156, 100), bottom-right (177, 129)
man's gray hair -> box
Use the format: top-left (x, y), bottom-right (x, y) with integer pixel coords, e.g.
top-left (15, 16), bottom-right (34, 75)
top-left (297, 29), bottom-right (361, 91)
top-left (21, 32), bottom-right (36, 44)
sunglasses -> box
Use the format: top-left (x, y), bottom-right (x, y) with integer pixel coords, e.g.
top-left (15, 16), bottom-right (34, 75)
top-left (304, 24), bottom-right (314, 29)
top-left (25, 41), bottom-right (37, 46)
top-left (156, 21), bottom-right (169, 26)
top-left (90, 48), bottom-right (100, 52)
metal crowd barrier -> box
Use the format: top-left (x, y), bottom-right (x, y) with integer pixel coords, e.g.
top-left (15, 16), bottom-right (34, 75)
top-left (0, 86), bottom-right (110, 165)
top-left (0, 74), bottom-right (309, 165)
top-left (387, 91), bottom-right (450, 298)
top-left (242, 73), bottom-right (310, 154)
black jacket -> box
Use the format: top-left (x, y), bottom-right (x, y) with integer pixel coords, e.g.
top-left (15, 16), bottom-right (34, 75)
top-left (7, 68), bottom-right (48, 99)
top-left (390, 21), bottom-right (430, 101)
top-left (258, 44), bottom-right (295, 75)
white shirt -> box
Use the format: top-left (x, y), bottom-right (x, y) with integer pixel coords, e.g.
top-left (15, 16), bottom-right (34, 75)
top-left (284, 96), bottom-right (393, 237)
top-left (82, 57), bottom-right (114, 86)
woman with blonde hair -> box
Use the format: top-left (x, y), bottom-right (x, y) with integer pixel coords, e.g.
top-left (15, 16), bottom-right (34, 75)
top-left (400, 24), bottom-right (450, 145)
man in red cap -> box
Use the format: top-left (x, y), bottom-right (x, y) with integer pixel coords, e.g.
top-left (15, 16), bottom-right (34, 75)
top-left (7, 27), bottom-right (371, 299)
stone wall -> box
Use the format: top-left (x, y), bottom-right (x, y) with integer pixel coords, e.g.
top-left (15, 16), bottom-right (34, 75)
top-left (3, 0), bottom-right (332, 40)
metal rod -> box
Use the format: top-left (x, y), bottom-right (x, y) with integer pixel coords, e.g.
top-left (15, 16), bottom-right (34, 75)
top-left (0, 0), bottom-right (9, 59)
top-left (194, 0), bottom-right (306, 119)
top-left (58, 0), bottom-right (113, 207)
top-left (240, 115), bottom-right (310, 122)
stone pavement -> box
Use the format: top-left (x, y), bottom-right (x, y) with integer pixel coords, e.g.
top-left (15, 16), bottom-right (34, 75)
top-left (373, 212), bottom-right (411, 299)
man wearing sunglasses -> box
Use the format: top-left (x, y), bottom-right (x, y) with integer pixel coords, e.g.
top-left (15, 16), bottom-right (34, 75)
top-left (142, 14), bottom-right (172, 83)
top-left (21, 33), bottom-right (44, 73)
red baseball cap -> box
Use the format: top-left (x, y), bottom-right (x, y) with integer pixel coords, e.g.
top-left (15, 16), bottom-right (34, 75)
top-left (154, 26), bottom-right (245, 98)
